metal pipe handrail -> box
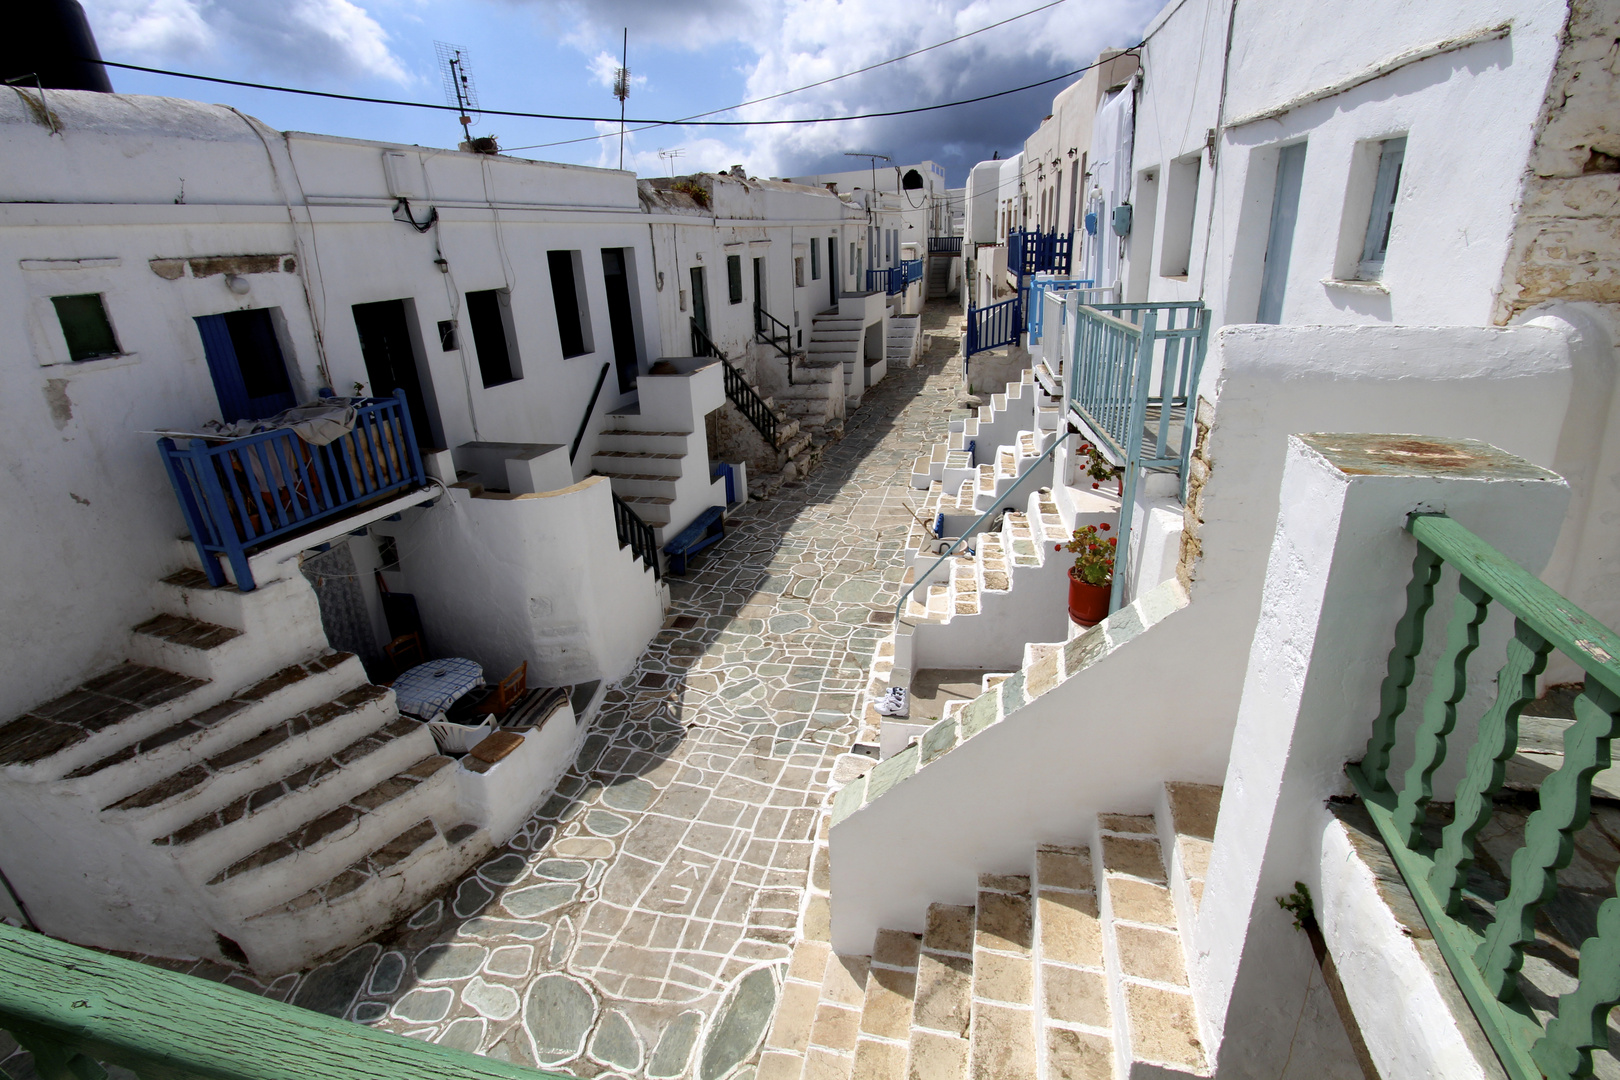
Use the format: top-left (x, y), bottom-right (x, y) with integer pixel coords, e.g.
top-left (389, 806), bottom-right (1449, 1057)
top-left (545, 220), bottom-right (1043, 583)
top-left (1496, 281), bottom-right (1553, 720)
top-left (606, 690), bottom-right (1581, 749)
top-left (894, 428), bottom-right (1073, 624)
top-left (570, 361), bottom-right (612, 463)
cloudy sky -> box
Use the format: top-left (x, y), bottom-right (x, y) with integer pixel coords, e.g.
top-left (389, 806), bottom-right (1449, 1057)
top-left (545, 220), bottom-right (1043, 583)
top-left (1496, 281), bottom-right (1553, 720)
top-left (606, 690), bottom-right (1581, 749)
top-left (82, 0), bottom-right (1159, 184)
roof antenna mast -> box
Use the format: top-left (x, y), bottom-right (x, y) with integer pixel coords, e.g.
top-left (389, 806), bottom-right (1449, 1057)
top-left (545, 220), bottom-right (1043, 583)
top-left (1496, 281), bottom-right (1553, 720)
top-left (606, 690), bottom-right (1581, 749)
top-left (613, 28), bottom-right (631, 172)
top-left (435, 41), bottom-right (478, 146)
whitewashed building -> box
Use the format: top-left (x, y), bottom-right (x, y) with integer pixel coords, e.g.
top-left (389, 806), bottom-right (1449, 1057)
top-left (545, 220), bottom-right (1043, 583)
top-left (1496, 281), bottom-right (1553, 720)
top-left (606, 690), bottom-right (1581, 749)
top-left (829, 2), bottom-right (1620, 1078)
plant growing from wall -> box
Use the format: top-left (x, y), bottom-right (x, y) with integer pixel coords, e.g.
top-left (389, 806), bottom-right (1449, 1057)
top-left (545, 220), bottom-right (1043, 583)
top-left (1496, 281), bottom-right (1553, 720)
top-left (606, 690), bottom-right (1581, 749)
top-left (1061, 522), bottom-right (1115, 586)
top-left (1277, 882), bottom-right (1314, 930)
top-left (672, 179), bottom-right (710, 208)
top-left (1079, 441), bottom-right (1121, 491)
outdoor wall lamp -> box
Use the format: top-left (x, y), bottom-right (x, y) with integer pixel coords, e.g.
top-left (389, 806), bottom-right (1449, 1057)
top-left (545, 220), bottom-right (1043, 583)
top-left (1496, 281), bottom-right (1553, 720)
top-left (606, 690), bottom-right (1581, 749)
top-left (224, 273), bottom-right (250, 295)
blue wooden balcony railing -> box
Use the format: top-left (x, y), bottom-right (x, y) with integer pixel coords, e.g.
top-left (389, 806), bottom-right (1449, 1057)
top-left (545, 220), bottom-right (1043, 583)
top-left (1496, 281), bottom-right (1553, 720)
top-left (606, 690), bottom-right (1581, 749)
top-left (865, 265), bottom-right (905, 296)
top-left (159, 389), bottom-right (426, 592)
top-left (1025, 277), bottom-right (1097, 342)
top-left (902, 259), bottom-right (924, 286)
top-left (1348, 512), bottom-right (1620, 1080)
top-left (927, 236), bottom-right (963, 255)
top-left (1066, 301), bottom-right (1209, 611)
top-left (0, 921), bottom-right (570, 1080)
top-left (965, 296), bottom-right (1021, 358)
top-left (1007, 229), bottom-right (1073, 278)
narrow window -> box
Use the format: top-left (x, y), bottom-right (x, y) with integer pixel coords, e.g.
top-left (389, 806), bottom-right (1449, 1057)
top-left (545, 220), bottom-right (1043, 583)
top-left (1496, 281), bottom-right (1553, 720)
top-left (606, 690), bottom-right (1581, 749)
top-left (1256, 142), bottom-right (1308, 324)
top-left (727, 254), bottom-right (743, 304)
top-left (51, 293), bottom-right (120, 361)
top-left (466, 288), bottom-right (522, 385)
top-left (437, 319), bottom-right (458, 351)
top-left (1359, 136), bottom-right (1406, 279)
top-left (810, 237), bottom-right (821, 280)
top-left (547, 250), bottom-right (590, 359)
top-left (795, 257), bottom-right (805, 288)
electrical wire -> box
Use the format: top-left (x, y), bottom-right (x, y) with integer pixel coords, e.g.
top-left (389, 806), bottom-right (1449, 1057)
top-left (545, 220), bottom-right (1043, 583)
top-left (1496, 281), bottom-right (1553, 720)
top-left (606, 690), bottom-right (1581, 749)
top-left (91, 49), bottom-right (1130, 131)
top-left (504, 0), bottom-right (1073, 152)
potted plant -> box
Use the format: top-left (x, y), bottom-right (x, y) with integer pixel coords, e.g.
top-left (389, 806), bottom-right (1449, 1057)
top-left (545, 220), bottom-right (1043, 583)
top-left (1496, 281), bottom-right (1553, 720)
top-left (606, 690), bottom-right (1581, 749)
top-left (1060, 522), bottom-right (1116, 626)
top-left (1079, 442), bottom-right (1123, 496)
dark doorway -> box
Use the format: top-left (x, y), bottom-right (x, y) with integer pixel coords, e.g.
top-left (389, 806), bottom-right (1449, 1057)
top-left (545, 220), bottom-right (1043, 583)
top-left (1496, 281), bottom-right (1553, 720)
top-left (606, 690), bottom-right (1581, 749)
top-left (601, 248), bottom-right (640, 393)
top-left (827, 236), bottom-right (838, 308)
top-left (690, 266), bottom-right (710, 338)
top-left (752, 257), bottom-right (766, 314)
top-left (195, 308), bottom-right (295, 423)
top-left (352, 298), bottom-right (439, 448)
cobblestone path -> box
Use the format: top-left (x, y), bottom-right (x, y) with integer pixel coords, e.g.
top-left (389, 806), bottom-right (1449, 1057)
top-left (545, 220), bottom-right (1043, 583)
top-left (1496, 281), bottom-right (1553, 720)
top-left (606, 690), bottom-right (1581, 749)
top-left (154, 304), bottom-right (966, 1080)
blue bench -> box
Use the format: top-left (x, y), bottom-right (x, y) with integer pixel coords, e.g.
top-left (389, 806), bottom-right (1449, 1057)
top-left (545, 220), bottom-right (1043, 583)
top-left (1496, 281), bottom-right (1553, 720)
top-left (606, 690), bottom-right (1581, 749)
top-left (663, 505), bottom-right (725, 575)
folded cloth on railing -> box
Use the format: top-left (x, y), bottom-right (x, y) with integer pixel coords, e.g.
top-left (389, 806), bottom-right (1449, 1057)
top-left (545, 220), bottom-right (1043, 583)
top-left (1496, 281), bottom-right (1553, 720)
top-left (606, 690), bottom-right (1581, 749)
top-left (199, 399), bottom-right (360, 446)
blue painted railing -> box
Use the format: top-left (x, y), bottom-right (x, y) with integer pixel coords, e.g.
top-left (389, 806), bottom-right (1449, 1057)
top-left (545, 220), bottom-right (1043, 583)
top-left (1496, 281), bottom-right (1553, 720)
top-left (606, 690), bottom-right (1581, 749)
top-left (866, 265), bottom-right (906, 296)
top-left (159, 389), bottom-right (426, 592)
top-left (902, 259), bottom-right (924, 285)
top-left (1008, 229), bottom-right (1073, 278)
top-left (965, 296), bottom-right (1022, 358)
top-left (1066, 302), bottom-right (1210, 612)
top-left (928, 236), bottom-right (962, 255)
top-left (1025, 277), bottom-right (1098, 342)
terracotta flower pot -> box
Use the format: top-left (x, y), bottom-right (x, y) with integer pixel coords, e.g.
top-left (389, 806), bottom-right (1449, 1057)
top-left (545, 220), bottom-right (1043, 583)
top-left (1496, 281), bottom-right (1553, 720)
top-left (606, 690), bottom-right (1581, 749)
top-left (1068, 568), bottom-right (1110, 627)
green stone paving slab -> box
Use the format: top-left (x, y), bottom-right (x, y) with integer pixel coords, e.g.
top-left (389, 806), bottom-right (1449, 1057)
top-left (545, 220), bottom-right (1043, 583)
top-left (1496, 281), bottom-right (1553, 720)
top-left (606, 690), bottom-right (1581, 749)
top-left (590, 1008), bottom-right (644, 1072)
top-left (413, 942), bottom-right (487, 983)
top-left (920, 717), bottom-right (958, 765)
top-left (958, 690), bottom-right (1000, 740)
top-left (137, 302), bottom-right (974, 1080)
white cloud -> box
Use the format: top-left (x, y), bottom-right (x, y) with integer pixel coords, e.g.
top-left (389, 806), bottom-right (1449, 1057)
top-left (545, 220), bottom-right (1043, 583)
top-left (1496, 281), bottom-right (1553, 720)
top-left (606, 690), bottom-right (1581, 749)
top-left (532, 0), bottom-right (1159, 180)
top-left (587, 50), bottom-right (648, 94)
top-left (84, 0), bottom-right (410, 84)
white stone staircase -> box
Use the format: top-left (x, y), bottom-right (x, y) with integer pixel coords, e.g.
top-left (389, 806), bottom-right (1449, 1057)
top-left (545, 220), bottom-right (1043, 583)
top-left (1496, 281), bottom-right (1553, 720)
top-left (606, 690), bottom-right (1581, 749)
top-left (760, 782), bottom-right (1219, 1079)
top-left (591, 426), bottom-right (690, 534)
top-left (0, 557), bottom-right (490, 975)
top-left (887, 314), bottom-right (922, 371)
top-left (809, 308), bottom-right (869, 412)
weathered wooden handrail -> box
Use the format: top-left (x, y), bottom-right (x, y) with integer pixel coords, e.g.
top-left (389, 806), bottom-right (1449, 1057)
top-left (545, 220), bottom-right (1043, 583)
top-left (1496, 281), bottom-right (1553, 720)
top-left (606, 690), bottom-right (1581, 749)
top-left (569, 361), bottom-right (612, 463)
top-left (158, 390), bottom-right (425, 592)
top-left (612, 491), bottom-right (661, 580)
top-left (0, 921), bottom-right (571, 1080)
top-left (753, 304), bottom-right (792, 360)
top-left (1347, 512), bottom-right (1620, 1080)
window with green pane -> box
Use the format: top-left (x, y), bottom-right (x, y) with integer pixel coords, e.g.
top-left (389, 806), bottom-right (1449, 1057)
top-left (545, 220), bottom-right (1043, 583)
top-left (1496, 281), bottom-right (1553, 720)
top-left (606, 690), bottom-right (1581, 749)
top-left (52, 294), bottom-right (120, 362)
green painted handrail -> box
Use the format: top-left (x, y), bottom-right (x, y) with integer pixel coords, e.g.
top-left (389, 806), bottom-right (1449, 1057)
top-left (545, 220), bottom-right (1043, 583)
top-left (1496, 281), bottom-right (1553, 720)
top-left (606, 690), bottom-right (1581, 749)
top-left (0, 922), bottom-right (572, 1080)
top-left (893, 428), bottom-right (1071, 624)
top-left (1347, 512), bottom-right (1620, 1080)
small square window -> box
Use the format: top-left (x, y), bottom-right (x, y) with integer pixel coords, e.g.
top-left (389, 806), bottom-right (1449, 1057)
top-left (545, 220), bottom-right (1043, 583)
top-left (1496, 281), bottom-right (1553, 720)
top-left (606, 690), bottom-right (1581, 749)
top-left (727, 254), bottom-right (743, 305)
top-left (437, 319), bottom-right (459, 351)
top-left (52, 293), bottom-right (120, 362)
top-left (1359, 137), bottom-right (1406, 279)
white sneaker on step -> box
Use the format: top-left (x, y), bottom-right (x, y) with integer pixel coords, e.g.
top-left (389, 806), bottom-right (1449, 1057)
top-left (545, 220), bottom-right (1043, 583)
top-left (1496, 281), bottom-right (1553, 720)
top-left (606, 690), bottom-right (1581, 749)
top-left (874, 687), bottom-right (909, 718)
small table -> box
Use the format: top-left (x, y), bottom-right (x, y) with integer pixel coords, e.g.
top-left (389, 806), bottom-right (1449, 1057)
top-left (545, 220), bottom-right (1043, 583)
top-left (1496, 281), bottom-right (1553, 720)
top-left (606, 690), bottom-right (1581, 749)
top-left (393, 657), bottom-right (483, 719)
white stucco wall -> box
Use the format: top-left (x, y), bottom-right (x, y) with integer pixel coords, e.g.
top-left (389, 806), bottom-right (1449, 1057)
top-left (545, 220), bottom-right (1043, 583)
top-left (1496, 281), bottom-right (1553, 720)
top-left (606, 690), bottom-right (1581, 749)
top-left (383, 476), bottom-right (663, 688)
top-left (1129, 0), bottom-right (1569, 333)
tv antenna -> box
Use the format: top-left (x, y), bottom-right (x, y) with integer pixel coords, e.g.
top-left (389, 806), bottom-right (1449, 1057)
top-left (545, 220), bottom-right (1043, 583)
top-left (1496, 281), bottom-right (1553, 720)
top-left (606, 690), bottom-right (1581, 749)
top-left (658, 147), bottom-right (685, 177)
top-left (613, 28), bottom-right (631, 171)
top-left (844, 151), bottom-right (892, 193)
top-left (435, 42), bottom-right (478, 145)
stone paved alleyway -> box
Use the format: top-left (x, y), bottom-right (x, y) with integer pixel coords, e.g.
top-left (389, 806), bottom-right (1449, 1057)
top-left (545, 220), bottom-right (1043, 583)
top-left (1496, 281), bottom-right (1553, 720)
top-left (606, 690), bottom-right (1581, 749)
top-left (145, 302), bottom-right (967, 1080)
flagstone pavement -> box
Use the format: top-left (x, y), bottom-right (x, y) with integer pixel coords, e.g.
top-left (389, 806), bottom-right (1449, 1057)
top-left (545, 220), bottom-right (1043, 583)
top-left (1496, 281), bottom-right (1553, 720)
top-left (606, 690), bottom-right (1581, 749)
top-left (145, 303), bottom-right (968, 1080)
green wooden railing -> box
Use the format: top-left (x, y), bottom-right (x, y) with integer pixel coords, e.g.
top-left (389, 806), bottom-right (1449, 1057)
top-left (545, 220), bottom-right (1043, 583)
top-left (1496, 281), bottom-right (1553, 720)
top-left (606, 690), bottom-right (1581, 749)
top-left (1347, 513), bottom-right (1620, 1080)
top-left (0, 922), bottom-right (570, 1080)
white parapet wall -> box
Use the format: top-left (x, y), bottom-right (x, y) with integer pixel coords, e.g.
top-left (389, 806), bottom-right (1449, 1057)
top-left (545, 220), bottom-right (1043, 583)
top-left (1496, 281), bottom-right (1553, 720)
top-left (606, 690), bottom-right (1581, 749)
top-left (385, 475), bottom-right (663, 689)
top-left (1193, 434), bottom-right (1567, 1077)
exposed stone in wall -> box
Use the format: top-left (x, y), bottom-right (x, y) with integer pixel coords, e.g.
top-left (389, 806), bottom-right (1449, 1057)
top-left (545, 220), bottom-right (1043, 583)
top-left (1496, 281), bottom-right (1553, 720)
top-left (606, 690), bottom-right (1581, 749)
top-left (1176, 395), bottom-right (1215, 591)
top-left (1494, 0), bottom-right (1620, 323)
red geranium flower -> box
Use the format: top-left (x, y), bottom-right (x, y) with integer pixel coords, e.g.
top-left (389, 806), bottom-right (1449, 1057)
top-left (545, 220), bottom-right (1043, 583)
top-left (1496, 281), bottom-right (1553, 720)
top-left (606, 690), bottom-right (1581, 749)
top-left (1099, 522), bottom-right (1111, 531)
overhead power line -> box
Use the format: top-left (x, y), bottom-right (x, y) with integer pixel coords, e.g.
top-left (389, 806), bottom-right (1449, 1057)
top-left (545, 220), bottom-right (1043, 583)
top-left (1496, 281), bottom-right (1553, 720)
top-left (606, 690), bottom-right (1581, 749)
top-left (94, 50), bottom-right (1127, 130)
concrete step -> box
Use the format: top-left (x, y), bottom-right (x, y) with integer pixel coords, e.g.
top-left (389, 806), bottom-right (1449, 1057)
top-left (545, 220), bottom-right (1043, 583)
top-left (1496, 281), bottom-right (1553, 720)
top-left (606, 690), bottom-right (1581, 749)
top-left (104, 683), bottom-right (397, 840)
top-left (617, 494), bottom-right (673, 526)
top-left (596, 428), bottom-right (691, 455)
top-left (590, 449), bottom-right (684, 478)
top-left (128, 613), bottom-right (244, 682)
top-left (206, 750), bottom-right (457, 914)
